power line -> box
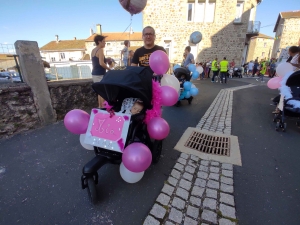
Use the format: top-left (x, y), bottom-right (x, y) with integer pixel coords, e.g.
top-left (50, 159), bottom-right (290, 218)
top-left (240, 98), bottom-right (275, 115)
top-left (260, 24), bottom-right (275, 28)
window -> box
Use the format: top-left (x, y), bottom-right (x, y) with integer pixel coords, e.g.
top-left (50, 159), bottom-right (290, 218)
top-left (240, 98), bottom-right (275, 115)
top-left (262, 52), bottom-right (265, 57)
top-left (164, 40), bottom-right (171, 56)
top-left (188, 0), bottom-right (215, 23)
top-left (107, 43), bottom-right (111, 46)
top-left (60, 53), bottom-right (65, 59)
top-left (264, 42), bottom-right (267, 47)
top-left (51, 57), bottom-right (56, 62)
top-left (234, 1), bottom-right (244, 23)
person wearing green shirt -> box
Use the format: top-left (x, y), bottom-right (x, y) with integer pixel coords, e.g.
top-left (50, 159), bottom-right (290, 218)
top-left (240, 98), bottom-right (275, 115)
top-left (256, 61), bottom-right (266, 82)
top-left (219, 57), bottom-right (229, 84)
top-left (211, 58), bottom-right (219, 83)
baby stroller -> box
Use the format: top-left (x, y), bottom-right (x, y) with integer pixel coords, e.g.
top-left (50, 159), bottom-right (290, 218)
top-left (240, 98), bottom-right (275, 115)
top-left (174, 67), bottom-right (193, 106)
top-left (81, 67), bottom-right (163, 203)
top-left (273, 70), bottom-right (300, 131)
top-left (233, 67), bottom-right (242, 78)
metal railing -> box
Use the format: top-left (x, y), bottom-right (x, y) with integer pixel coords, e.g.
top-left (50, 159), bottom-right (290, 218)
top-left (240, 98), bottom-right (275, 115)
top-left (247, 21), bottom-right (261, 34)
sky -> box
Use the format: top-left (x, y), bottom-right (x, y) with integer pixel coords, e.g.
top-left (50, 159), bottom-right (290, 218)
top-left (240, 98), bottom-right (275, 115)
top-left (0, 0), bottom-right (299, 49)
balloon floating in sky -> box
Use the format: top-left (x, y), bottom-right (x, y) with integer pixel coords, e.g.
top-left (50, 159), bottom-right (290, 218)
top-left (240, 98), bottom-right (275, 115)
top-left (119, 0), bottom-right (147, 15)
top-left (190, 31), bottom-right (202, 44)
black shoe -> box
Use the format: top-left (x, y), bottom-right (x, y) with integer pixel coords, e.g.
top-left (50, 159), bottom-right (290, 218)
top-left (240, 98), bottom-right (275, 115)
top-left (188, 96), bottom-right (193, 105)
top-left (176, 101), bottom-right (181, 107)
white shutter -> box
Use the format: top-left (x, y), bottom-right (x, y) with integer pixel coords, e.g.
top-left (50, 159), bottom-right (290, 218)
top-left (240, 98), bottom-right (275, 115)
top-left (234, 3), bottom-right (244, 23)
top-left (195, 3), bottom-right (205, 22)
top-left (205, 3), bottom-right (215, 23)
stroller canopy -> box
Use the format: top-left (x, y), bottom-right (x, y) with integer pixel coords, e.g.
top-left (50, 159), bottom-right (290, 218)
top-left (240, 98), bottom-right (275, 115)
top-left (92, 66), bottom-right (153, 111)
top-left (174, 67), bottom-right (191, 81)
top-left (286, 70), bottom-right (300, 87)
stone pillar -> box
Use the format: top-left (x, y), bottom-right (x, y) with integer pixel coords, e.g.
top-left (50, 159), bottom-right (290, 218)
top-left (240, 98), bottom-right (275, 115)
top-left (15, 40), bottom-right (56, 125)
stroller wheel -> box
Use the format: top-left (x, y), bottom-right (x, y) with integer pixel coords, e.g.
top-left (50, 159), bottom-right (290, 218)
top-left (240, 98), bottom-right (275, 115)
top-left (275, 122), bottom-right (280, 131)
top-left (152, 140), bottom-right (163, 164)
top-left (87, 177), bottom-right (98, 204)
top-left (282, 123), bottom-right (287, 132)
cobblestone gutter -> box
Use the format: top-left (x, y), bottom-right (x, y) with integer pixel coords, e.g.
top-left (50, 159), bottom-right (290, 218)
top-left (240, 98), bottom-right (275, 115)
top-left (144, 85), bottom-right (255, 225)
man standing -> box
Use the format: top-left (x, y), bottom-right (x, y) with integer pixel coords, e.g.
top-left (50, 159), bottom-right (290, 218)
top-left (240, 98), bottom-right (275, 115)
top-left (131, 26), bottom-right (166, 73)
top-left (248, 60), bottom-right (254, 75)
top-left (121, 40), bottom-right (130, 66)
top-left (211, 58), bottom-right (219, 83)
top-left (183, 46), bottom-right (195, 69)
top-left (220, 57), bottom-right (229, 84)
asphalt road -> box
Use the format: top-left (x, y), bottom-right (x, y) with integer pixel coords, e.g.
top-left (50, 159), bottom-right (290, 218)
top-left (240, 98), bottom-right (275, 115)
top-left (233, 85), bottom-right (300, 225)
top-left (0, 78), bottom-right (249, 225)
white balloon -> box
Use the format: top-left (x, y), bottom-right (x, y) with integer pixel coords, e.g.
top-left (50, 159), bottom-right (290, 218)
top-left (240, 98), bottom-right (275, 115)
top-left (161, 74), bottom-right (180, 93)
top-left (276, 62), bottom-right (294, 77)
top-left (79, 134), bottom-right (94, 150)
top-left (120, 162), bottom-right (144, 183)
top-left (196, 66), bottom-right (203, 74)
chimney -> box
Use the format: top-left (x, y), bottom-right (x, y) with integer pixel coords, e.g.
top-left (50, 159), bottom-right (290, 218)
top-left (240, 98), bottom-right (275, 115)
top-left (90, 28), bottom-right (94, 36)
top-left (96, 24), bottom-right (102, 35)
top-left (55, 35), bottom-right (59, 43)
top-left (74, 37), bottom-right (77, 40)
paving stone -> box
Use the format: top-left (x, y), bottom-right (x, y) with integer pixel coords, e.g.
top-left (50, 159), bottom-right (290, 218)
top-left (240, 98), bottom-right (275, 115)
top-left (209, 173), bottom-right (219, 181)
top-left (174, 163), bottom-right (184, 171)
top-left (221, 176), bottom-right (233, 185)
top-left (206, 189), bottom-right (218, 199)
top-left (176, 187), bottom-right (189, 200)
top-left (188, 160), bottom-right (198, 168)
top-left (197, 171), bottom-right (208, 179)
top-left (186, 205), bottom-right (199, 219)
top-left (203, 198), bottom-right (217, 210)
top-left (200, 160), bottom-right (209, 166)
top-left (199, 165), bottom-right (209, 172)
top-left (179, 179), bottom-right (192, 191)
top-left (201, 223), bottom-right (209, 225)
top-left (185, 165), bottom-right (196, 174)
top-left (191, 155), bottom-right (199, 162)
top-left (222, 169), bottom-right (233, 178)
top-left (207, 180), bottom-right (220, 189)
top-left (220, 183), bottom-right (234, 194)
top-left (210, 167), bottom-right (220, 173)
top-left (184, 217), bottom-right (198, 225)
top-left (171, 197), bottom-right (186, 210)
top-left (143, 215), bottom-right (160, 225)
top-left (162, 184), bottom-right (175, 196)
top-left (219, 218), bottom-right (235, 225)
top-left (202, 209), bottom-right (217, 224)
top-left (169, 208), bottom-right (183, 223)
top-left (220, 193), bottom-right (235, 206)
top-left (165, 221), bottom-right (175, 225)
top-left (219, 203), bottom-right (236, 219)
top-left (189, 196), bottom-right (201, 207)
top-left (180, 153), bottom-right (189, 159)
top-left (149, 204), bottom-right (166, 219)
top-left (156, 193), bottom-right (171, 206)
top-left (191, 186), bottom-right (204, 197)
top-left (211, 161), bottom-right (220, 166)
top-left (183, 172), bottom-right (193, 181)
top-left (194, 178), bottom-right (207, 188)
top-left (178, 158), bottom-right (187, 165)
top-left (222, 163), bottom-right (233, 171)
top-left (171, 169), bottom-right (181, 179)
top-left (168, 176), bottom-right (178, 187)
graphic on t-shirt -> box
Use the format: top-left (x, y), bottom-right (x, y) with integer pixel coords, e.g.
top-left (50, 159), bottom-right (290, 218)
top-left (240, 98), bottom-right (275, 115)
top-left (139, 53), bottom-right (151, 67)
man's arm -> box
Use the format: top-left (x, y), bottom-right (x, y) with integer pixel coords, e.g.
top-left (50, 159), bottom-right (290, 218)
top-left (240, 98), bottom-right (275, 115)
top-left (131, 49), bottom-right (139, 66)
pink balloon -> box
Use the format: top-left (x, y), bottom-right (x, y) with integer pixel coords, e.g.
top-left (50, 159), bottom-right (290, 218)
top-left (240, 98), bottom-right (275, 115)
top-left (64, 109), bottom-right (90, 134)
top-left (147, 117), bottom-right (170, 140)
top-left (122, 143), bottom-right (152, 173)
top-left (267, 77), bottom-right (283, 89)
top-left (149, 50), bottom-right (170, 75)
top-left (160, 86), bottom-right (179, 106)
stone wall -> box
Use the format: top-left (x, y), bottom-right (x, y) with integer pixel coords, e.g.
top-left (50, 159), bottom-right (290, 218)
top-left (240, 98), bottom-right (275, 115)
top-left (0, 83), bottom-right (40, 138)
top-left (143, 0), bottom-right (258, 65)
top-left (247, 37), bottom-right (274, 62)
top-left (272, 17), bottom-right (300, 58)
top-left (0, 79), bottom-right (97, 139)
top-left (48, 79), bottom-right (97, 120)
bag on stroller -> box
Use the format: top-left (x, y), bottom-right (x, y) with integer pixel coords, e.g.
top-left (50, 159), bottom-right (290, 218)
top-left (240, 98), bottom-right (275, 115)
top-left (80, 67), bottom-right (164, 203)
top-left (174, 67), bottom-right (193, 106)
top-left (273, 70), bottom-right (300, 131)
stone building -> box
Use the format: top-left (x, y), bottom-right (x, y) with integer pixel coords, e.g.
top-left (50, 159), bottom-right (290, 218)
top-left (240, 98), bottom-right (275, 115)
top-left (271, 11), bottom-right (300, 58)
top-left (143, 0), bottom-right (262, 66)
top-left (246, 33), bottom-right (274, 62)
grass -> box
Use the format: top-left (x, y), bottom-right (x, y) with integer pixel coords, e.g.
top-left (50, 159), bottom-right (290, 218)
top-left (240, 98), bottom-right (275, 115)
top-left (217, 210), bottom-right (239, 223)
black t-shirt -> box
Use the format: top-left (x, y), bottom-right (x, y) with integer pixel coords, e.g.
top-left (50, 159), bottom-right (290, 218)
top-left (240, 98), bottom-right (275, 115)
top-left (131, 45), bottom-right (166, 72)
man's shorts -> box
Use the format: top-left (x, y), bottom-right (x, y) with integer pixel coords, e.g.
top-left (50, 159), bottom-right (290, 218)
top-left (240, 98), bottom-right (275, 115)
top-left (92, 75), bottom-right (104, 83)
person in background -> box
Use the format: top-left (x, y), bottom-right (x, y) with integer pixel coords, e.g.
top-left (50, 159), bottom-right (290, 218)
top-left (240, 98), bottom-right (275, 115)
top-left (181, 53), bottom-right (187, 67)
top-left (199, 62), bottom-right (205, 80)
top-left (256, 60), bottom-right (266, 82)
top-left (121, 40), bottom-right (130, 66)
top-left (230, 59), bottom-right (235, 69)
top-left (288, 46), bottom-right (300, 71)
top-left (207, 61), bottom-right (212, 78)
top-left (131, 26), bottom-right (166, 73)
top-left (91, 35), bottom-right (111, 108)
top-left (252, 60), bottom-right (259, 77)
top-left (211, 57), bottom-right (219, 83)
top-left (219, 57), bottom-right (229, 84)
top-left (183, 46), bottom-right (195, 69)
top-left (248, 60), bottom-right (254, 76)
top-left (287, 38), bottom-right (300, 62)
top-left (202, 62), bottom-right (207, 79)
top-left (269, 60), bottom-right (276, 77)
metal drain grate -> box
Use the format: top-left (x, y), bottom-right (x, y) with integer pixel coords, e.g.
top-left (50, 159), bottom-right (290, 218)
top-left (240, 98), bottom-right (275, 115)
top-left (184, 131), bottom-right (230, 156)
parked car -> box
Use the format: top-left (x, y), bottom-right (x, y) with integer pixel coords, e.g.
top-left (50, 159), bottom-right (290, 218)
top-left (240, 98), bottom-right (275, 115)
top-left (45, 73), bottom-right (63, 81)
top-left (0, 71), bottom-right (22, 83)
